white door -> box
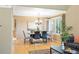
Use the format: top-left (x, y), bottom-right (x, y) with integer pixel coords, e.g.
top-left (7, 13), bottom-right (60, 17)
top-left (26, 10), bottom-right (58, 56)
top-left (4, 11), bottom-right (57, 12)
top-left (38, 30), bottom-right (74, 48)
top-left (0, 7), bottom-right (12, 53)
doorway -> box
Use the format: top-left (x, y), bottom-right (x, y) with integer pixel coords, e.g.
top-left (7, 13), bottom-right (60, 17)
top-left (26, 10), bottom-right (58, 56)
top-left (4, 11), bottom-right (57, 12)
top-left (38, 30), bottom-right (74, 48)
top-left (12, 6), bottom-right (65, 54)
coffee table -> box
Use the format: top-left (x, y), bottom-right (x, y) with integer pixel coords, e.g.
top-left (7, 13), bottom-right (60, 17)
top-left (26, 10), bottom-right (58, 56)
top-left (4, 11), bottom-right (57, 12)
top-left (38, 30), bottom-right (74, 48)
top-left (50, 45), bottom-right (79, 54)
top-left (50, 45), bottom-right (64, 54)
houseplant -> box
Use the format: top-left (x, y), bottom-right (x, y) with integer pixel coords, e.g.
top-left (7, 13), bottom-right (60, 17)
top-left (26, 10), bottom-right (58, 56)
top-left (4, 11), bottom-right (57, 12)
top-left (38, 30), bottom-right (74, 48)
top-left (61, 25), bottom-right (73, 42)
top-left (61, 21), bottom-right (73, 49)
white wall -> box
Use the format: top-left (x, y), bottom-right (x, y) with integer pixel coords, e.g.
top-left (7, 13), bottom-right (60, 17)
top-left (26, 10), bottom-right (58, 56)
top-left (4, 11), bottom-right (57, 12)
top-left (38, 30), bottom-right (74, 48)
top-left (14, 16), bottom-right (29, 40)
top-left (66, 6), bottom-right (79, 35)
top-left (0, 7), bottom-right (12, 53)
top-left (16, 18), bottom-right (27, 39)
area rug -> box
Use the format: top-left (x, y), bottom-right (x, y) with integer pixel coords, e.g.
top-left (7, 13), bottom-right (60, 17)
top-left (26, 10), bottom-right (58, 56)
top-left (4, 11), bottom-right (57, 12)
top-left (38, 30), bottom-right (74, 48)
top-left (29, 49), bottom-right (50, 54)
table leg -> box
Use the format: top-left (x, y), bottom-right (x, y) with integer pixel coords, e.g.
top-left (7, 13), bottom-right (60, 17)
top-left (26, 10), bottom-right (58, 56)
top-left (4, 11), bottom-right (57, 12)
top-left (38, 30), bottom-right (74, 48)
top-left (50, 47), bottom-right (52, 54)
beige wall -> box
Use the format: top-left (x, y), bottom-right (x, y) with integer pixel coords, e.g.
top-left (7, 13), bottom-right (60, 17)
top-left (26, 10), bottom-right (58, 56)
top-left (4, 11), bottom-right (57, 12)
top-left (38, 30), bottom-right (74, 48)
top-left (66, 6), bottom-right (79, 35)
top-left (14, 16), bottom-right (39, 40)
top-left (0, 8), bottom-right (12, 53)
top-left (14, 16), bottom-right (28, 39)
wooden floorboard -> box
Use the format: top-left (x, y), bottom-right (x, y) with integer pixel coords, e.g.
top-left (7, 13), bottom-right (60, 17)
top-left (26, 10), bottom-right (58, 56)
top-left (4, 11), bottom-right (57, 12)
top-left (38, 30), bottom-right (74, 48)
top-left (13, 39), bottom-right (61, 54)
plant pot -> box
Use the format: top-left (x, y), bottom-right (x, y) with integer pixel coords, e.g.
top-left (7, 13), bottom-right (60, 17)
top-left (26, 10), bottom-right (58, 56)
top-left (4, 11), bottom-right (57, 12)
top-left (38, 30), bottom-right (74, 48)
top-left (61, 42), bottom-right (65, 50)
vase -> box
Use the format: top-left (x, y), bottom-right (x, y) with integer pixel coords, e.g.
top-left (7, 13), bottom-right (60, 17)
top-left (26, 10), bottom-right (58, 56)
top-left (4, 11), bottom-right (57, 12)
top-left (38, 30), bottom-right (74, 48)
top-left (61, 42), bottom-right (65, 50)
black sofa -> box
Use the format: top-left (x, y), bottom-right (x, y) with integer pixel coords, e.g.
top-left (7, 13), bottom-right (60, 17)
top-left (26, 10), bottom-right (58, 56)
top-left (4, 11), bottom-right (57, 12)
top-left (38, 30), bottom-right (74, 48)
top-left (64, 35), bottom-right (79, 51)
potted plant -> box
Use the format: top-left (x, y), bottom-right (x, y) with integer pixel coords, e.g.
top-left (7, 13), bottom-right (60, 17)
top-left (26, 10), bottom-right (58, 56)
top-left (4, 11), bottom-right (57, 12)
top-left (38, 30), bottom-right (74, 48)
top-left (62, 26), bottom-right (72, 42)
top-left (61, 24), bottom-right (73, 50)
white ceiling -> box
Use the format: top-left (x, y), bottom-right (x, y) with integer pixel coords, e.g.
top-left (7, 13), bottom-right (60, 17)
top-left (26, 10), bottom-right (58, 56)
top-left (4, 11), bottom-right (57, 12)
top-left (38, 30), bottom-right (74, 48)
top-left (0, 5), bottom-right (12, 8)
top-left (13, 6), bottom-right (66, 17)
top-left (22, 5), bottom-right (70, 10)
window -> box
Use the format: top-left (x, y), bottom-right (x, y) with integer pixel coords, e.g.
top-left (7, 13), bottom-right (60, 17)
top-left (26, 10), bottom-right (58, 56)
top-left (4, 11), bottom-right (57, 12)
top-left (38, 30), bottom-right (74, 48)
top-left (47, 16), bottom-right (62, 34)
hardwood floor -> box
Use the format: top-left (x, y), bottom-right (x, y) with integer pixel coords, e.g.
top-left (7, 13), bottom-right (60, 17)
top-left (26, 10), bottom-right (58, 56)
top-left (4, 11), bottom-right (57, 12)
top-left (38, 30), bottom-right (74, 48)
top-left (13, 39), bottom-right (61, 54)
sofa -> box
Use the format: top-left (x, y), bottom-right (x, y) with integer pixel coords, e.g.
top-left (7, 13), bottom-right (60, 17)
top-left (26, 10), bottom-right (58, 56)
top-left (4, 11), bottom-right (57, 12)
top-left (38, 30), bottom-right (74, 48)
top-left (64, 35), bottom-right (79, 51)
